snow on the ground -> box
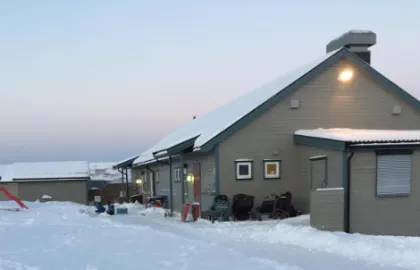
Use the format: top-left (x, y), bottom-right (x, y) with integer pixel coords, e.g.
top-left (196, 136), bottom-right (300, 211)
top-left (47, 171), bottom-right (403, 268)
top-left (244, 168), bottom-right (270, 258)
top-left (0, 201), bottom-right (418, 270)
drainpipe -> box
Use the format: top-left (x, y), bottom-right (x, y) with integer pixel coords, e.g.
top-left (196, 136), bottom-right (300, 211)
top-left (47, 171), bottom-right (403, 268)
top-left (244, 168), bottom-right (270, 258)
top-left (168, 156), bottom-right (174, 216)
top-left (344, 151), bottom-right (355, 233)
top-left (180, 152), bottom-right (185, 205)
top-left (125, 168), bottom-right (130, 201)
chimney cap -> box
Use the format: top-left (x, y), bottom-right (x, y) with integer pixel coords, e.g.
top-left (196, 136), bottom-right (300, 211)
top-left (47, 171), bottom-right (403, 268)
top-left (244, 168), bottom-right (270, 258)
top-left (326, 30), bottom-right (377, 53)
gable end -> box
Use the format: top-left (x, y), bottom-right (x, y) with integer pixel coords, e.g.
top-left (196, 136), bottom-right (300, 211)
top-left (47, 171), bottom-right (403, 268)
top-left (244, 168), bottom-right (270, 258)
top-left (200, 49), bottom-right (420, 152)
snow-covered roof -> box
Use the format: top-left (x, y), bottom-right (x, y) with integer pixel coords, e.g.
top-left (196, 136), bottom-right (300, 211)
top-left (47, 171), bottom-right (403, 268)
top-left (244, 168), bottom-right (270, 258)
top-left (89, 162), bottom-right (128, 182)
top-left (114, 155), bottom-right (139, 169)
top-left (13, 161), bottom-right (90, 179)
top-left (295, 128), bottom-right (420, 143)
top-left (0, 164), bottom-right (13, 182)
top-left (0, 161), bottom-right (90, 180)
top-left (133, 49), bottom-right (342, 165)
top-left (0, 161), bottom-right (131, 182)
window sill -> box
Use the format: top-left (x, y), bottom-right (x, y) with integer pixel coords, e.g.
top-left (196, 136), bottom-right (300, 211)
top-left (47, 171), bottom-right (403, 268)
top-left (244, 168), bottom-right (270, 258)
top-left (376, 193), bottom-right (410, 199)
top-left (236, 177), bottom-right (253, 181)
top-left (264, 177), bottom-right (281, 180)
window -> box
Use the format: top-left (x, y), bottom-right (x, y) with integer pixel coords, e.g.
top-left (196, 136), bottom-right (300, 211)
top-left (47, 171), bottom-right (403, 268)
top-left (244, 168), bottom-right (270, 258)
top-left (174, 168), bottom-right (181, 182)
top-left (235, 160), bottom-right (253, 180)
top-left (263, 160), bottom-right (281, 179)
top-left (156, 170), bottom-right (159, 184)
top-left (149, 171), bottom-right (153, 182)
top-left (376, 151), bottom-right (412, 197)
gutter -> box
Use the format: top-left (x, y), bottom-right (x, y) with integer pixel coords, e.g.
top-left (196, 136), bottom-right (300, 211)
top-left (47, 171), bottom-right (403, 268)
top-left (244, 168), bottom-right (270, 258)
top-left (344, 151), bottom-right (355, 233)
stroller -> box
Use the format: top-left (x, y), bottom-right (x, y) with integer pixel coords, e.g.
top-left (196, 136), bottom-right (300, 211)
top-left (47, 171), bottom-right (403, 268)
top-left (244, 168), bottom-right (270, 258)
top-left (231, 193), bottom-right (259, 221)
top-left (206, 194), bottom-right (230, 223)
top-left (255, 193), bottom-right (287, 220)
top-left (276, 191), bottom-right (302, 218)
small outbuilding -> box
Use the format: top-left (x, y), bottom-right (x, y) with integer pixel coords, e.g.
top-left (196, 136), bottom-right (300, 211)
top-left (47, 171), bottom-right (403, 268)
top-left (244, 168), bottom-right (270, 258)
top-left (294, 128), bottom-right (420, 236)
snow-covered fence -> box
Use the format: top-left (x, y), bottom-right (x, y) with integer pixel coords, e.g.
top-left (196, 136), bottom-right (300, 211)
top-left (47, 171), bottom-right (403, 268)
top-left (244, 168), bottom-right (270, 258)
top-left (310, 187), bottom-right (344, 232)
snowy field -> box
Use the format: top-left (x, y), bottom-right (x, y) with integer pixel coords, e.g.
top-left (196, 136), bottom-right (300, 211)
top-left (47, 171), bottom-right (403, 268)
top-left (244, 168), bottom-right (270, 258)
top-left (0, 201), bottom-right (419, 270)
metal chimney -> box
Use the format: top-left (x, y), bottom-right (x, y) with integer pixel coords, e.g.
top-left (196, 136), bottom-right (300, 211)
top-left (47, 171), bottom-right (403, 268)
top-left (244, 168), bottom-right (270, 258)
top-left (326, 30), bottom-right (377, 64)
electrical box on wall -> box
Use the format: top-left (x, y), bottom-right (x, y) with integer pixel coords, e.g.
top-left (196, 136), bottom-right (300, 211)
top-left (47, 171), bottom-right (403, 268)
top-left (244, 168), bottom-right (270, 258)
top-left (289, 99), bottom-right (300, 109)
top-left (392, 105), bottom-right (402, 115)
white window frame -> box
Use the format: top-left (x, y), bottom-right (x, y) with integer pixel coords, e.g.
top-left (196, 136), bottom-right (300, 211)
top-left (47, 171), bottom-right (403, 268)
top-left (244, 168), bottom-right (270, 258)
top-left (235, 160), bottom-right (253, 180)
top-left (263, 160), bottom-right (281, 180)
top-left (376, 152), bottom-right (412, 197)
top-left (174, 168), bottom-right (180, 182)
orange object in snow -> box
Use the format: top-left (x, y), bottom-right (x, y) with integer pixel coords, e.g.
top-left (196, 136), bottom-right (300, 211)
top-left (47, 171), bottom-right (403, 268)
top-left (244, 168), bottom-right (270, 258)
top-left (182, 203), bottom-right (191, 222)
top-left (0, 188), bottom-right (28, 209)
top-left (191, 203), bottom-right (200, 221)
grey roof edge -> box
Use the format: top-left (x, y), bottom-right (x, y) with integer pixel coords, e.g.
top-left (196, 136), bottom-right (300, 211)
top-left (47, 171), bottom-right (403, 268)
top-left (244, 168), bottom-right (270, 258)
top-left (294, 134), bottom-right (347, 151)
top-left (294, 134), bottom-right (420, 152)
top-left (200, 48), bottom-right (420, 152)
top-left (152, 135), bottom-right (199, 158)
top-left (113, 155), bottom-right (139, 170)
top-left (13, 176), bottom-right (90, 180)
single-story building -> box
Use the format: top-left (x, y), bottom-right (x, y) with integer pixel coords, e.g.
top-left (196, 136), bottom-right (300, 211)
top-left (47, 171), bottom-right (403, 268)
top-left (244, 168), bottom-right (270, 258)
top-left (295, 128), bottom-right (420, 237)
top-left (115, 29), bottom-right (420, 235)
top-left (0, 161), bottom-right (90, 204)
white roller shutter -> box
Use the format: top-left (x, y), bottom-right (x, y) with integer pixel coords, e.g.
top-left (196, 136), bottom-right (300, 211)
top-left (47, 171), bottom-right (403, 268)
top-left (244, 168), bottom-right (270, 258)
top-left (377, 154), bottom-right (411, 196)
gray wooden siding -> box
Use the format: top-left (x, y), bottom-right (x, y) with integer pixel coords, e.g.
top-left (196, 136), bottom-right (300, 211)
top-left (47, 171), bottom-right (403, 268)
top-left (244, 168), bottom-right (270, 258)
top-left (132, 151), bottom-right (215, 213)
top-left (310, 188), bottom-right (344, 232)
top-left (0, 183), bottom-right (19, 200)
top-left (130, 168), bottom-right (144, 197)
top-left (18, 181), bottom-right (88, 205)
top-left (218, 59), bottom-right (420, 213)
top-left (132, 164), bottom-right (177, 206)
top-left (350, 151), bottom-right (420, 236)
top-left (183, 152), bottom-right (216, 212)
top-left (296, 145), bottom-right (342, 211)
top-left (310, 159), bottom-right (327, 190)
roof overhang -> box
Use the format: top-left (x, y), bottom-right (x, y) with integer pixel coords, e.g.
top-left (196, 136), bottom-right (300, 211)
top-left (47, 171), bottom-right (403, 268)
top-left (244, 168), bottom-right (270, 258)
top-left (13, 177), bottom-right (89, 182)
top-left (294, 134), bottom-right (347, 151)
top-left (113, 155), bottom-right (139, 170)
top-left (347, 141), bottom-right (420, 151)
top-left (294, 131), bottom-right (420, 152)
top-left (152, 136), bottom-right (199, 159)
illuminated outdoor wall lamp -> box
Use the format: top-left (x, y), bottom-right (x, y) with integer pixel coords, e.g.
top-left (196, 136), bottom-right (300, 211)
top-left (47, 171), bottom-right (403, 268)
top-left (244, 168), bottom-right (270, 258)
top-left (337, 69), bottom-right (354, 82)
top-left (136, 178), bottom-right (143, 184)
top-left (186, 173), bottom-right (195, 182)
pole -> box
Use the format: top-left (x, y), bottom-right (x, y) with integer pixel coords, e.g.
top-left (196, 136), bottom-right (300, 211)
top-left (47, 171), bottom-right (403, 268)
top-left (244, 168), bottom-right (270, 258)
top-left (169, 156), bottom-right (174, 215)
top-left (180, 152), bottom-right (185, 205)
top-left (125, 169), bottom-right (129, 201)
